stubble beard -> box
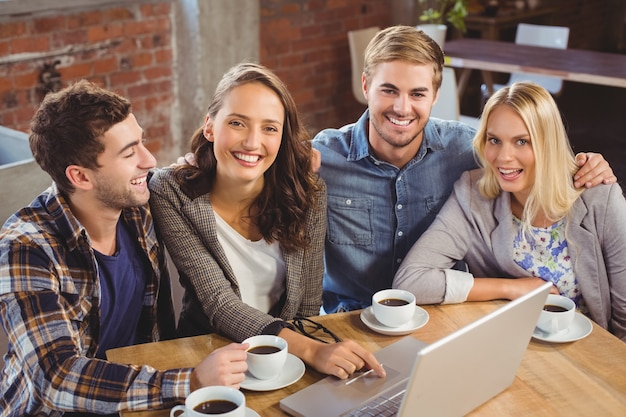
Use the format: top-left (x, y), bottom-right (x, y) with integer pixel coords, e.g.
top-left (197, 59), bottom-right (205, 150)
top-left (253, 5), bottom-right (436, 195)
top-left (94, 178), bottom-right (149, 210)
top-left (371, 117), bottom-right (422, 149)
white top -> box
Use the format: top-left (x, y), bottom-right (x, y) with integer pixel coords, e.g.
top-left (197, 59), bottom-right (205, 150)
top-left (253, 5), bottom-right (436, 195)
top-left (213, 211), bottom-right (285, 313)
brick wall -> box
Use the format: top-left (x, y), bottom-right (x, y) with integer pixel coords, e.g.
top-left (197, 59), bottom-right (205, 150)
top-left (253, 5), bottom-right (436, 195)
top-left (0, 0), bottom-right (622, 156)
top-left (0, 2), bottom-right (173, 155)
top-left (260, 0), bottom-right (393, 135)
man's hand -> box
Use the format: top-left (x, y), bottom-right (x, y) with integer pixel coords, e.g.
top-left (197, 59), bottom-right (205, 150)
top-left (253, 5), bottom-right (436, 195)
top-left (311, 149), bottom-right (321, 173)
top-left (190, 343), bottom-right (248, 391)
top-left (170, 152), bottom-right (196, 167)
top-left (574, 152), bottom-right (617, 188)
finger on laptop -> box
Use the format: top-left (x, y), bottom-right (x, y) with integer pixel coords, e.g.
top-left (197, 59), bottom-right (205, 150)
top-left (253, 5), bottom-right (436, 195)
top-left (341, 340), bottom-right (386, 378)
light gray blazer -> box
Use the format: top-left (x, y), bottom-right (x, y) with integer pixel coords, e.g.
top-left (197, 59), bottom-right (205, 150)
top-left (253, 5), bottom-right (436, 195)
top-left (394, 169), bottom-right (626, 341)
top-left (148, 167), bottom-right (326, 342)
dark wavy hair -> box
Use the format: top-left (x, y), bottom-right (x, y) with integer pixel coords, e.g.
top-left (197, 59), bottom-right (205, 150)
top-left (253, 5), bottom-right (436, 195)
top-left (29, 79), bottom-right (131, 195)
top-left (175, 63), bottom-right (320, 251)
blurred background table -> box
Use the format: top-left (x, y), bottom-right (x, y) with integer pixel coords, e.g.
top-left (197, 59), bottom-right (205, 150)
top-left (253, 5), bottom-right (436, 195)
top-left (108, 301), bottom-right (626, 417)
top-left (463, 5), bottom-right (558, 40)
top-left (444, 38), bottom-right (626, 98)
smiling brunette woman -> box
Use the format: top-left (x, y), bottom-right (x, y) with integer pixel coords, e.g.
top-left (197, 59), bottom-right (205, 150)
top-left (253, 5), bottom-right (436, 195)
top-left (148, 63), bottom-right (385, 379)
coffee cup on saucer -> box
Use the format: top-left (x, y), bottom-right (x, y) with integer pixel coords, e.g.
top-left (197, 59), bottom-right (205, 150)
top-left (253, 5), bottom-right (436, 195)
top-left (372, 289), bottom-right (416, 328)
top-left (242, 335), bottom-right (288, 380)
top-left (170, 385), bottom-right (245, 417)
top-left (536, 294), bottom-right (576, 335)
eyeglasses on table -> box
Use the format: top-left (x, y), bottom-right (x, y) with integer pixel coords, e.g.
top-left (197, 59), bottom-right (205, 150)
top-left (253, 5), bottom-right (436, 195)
top-left (292, 316), bottom-right (342, 344)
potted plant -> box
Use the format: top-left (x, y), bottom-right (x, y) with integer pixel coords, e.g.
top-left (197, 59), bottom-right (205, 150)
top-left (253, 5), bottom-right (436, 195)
top-left (416, 0), bottom-right (468, 47)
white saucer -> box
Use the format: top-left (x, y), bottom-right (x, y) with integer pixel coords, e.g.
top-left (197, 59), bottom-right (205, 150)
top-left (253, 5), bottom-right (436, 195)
top-left (360, 305), bottom-right (429, 336)
top-left (532, 312), bottom-right (593, 343)
top-left (245, 408), bottom-right (260, 417)
top-left (240, 353), bottom-right (305, 391)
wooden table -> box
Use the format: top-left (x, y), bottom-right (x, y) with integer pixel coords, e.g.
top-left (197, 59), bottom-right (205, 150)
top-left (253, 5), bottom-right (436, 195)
top-left (443, 38), bottom-right (626, 97)
top-left (108, 301), bottom-right (626, 417)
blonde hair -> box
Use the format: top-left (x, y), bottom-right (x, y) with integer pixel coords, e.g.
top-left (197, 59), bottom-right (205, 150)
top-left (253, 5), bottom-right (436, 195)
top-left (363, 25), bottom-right (445, 91)
top-left (473, 82), bottom-right (582, 231)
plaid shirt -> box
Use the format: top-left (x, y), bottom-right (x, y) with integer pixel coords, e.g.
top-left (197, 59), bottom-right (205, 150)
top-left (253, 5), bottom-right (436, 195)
top-left (0, 184), bottom-right (188, 416)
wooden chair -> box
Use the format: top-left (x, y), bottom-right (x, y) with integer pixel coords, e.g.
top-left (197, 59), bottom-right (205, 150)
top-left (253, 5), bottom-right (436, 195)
top-left (348, 26), bottom-right (379, 105)
top-left (432, 67), bottom-right (480, 128)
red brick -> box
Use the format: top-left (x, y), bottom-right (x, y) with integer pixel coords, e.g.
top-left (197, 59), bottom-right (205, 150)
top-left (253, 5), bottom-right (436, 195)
top-left (140, 2), bottom-right (171, 17)
top-left (123, 17), bottom-right (170, 37)
top-left (104, 7), bottom-right (134, 21)
top-left (0, 77), bottom-right (12, 95)
top-left (10, 36), bottom-right (50, 54)
top-left (144, 32), bottom-right (171, 48)
top-left (280, 4), bottom-right (301, 15)
top-left (13, 105), bottom-right (38, 129)
top-left (0, 21), bottom-right (28, 38)
top-left (130, 52), bottom-right (154, 68)
top-left (87, 23), bottom-right (124, 43)
top-left (110, 72), bottom-right (142, 86)
top-left (33, 16), bottom-right (67, 33)
top-left (144, 66), bottom-right (172, 81)
top-left (51, 30), bottom-right (89, 49)
top-left (111, 38), bottom-right (137, 55)
top-left (0, 41), bottom-right (9, 57)
top-left (67, 10), bottom-right (103, 29)
top-left (279, 53), bottom-right (304, 67)
top-left (62, 62), bottom-right (93, 80)
top-left (13, 71), bottom-right (39, 90)
top-left (93, 56), bottom-right (118, 75)
top-left (154, 49), bottom-right (172, 64)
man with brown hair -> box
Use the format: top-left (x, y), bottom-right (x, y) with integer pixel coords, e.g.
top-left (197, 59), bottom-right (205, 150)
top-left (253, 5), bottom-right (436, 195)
top-left (0, 80), bottom-right (247, 417)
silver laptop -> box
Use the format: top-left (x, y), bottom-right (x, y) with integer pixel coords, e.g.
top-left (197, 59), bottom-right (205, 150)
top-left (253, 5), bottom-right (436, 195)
top-left (280, 282), bottom-right (551, 417)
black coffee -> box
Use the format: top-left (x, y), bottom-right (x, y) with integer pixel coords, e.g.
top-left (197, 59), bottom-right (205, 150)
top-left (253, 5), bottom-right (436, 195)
top-left (248, 345), bottom-right (281, 354)
top-left (193, 400), bottom-right (238, 414)
top-left (379, 298), bottom-right (409, 306)
top-left (543, 304), bottom-right (569, 312)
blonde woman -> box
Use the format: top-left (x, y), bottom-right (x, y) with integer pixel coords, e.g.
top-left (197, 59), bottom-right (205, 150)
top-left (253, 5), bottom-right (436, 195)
top-left (394, 82), bottom-right (626, 341)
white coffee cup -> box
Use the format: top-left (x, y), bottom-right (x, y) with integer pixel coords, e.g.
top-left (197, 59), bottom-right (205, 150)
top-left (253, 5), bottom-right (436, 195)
top-left (536, 294), bottom-right (576, 335)
top-left (372, 289), bottom-right (416, 328)
top-left (170, 385), bottom-right (245, 417)
top-left (242, 335), bottom-right (288, 380)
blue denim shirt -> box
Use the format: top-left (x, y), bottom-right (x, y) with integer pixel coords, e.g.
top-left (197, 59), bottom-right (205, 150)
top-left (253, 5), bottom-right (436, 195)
top-left (313, 110), bottom-right (478, 313)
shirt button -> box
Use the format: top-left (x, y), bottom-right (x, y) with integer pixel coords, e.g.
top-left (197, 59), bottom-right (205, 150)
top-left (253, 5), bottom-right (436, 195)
top-left (398, 231), bottom-right (403, 237)
top-left (396, 258), bottom-right (402, 264)
top-left (397, 175), bottom-right (402, 181)
top-left (397, 204), bottom-right (403, 210)
top-left (345, 199), bottom-right (352, 205)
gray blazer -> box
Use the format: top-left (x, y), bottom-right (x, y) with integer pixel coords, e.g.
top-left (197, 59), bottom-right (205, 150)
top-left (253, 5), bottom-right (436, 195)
top-left (394, 169), bottom-right (626, 341)
top-left (148, 167), bottom-right (326, 342)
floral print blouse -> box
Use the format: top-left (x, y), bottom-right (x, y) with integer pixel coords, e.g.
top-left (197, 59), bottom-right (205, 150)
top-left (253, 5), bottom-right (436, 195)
top-left (512, 216), bottom-right (588, 314)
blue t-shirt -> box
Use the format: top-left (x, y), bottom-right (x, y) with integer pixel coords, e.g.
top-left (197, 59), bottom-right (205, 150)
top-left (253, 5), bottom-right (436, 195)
top-left (313, 111), bottom-right (478, 313)
top-left (94, 219), bottom-right (149, 359)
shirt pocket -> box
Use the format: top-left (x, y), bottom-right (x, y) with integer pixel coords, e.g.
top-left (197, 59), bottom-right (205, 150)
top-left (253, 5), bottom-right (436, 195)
top-left (326, 195), bottom-right (373, 246)
top-left (425, 194), bottom-right (448, 215)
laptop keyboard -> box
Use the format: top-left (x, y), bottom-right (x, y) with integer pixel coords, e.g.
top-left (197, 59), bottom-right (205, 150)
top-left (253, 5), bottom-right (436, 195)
top-left (343, 385), bottom-right (406, 417)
